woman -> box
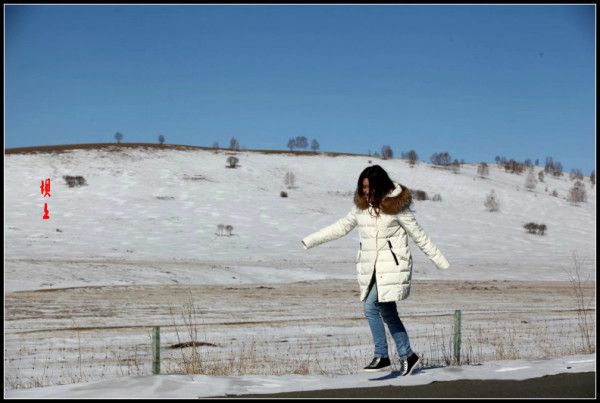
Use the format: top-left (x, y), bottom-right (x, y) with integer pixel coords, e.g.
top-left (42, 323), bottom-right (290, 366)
top-left (301, 165), bottom-right (450, 375)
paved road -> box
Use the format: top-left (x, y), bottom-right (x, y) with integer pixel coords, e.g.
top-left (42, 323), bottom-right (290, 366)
top-left (218, 372), bottom-right (596, 398)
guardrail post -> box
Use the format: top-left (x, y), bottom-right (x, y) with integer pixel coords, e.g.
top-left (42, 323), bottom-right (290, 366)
top-left (152, 326), bottom-right (160, 375)
top-left (453, 310), bottom-right (461, 366)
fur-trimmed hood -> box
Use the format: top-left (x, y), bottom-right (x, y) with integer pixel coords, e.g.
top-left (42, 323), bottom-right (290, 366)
top-left (354, 182), bottom-right (412, 214)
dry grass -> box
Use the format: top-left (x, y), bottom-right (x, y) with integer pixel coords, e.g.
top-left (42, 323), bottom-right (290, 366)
top-left (5, 279), bottom-right (595, 390)
top-left (564, 252), bottom-right (595, 354)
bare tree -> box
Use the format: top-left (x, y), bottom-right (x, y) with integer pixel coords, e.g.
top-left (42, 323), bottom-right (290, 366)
top-left (295, 136), bottom-right (308, 149)
top-left (568, 181), bottom-right (587, 203)
top-left (591, 170), bottom-right (596, 188)
top-left (381, 145), bottom-right (393, 160)
top-left (284, 171), bottom-right (295, 189)
top-left (484, 189), bottom-right (500, 212)
top-left (158, 134), bottom-right (165, 145)
top-left (477, 162), bottom-right (489, 178)
top-left (570, 169), bottom-right (584, 181)
top-left (310, 139), bottom-right (320, 152)
top-left (451, 159), bottom-right (460, 174)
top-left (229, 136), bottom-right (240, 151)
top-left (407, 150), bottom-right (418, 167)
top-left (525, 168), bottom-right (537, 191)
top-left (431, 152), bottom-right (451, 166)
top-left (115, 132), bottom-right (123, 144)
top-left (287, 138), bottom-right (296, 151)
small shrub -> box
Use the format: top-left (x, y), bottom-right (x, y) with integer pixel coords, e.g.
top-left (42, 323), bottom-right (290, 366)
top-left (525, 168), bottom-right (537, 191)
top-left (63, 175), bottom-right (87, 187)
top-left (224, 225), bottom-right (233, 236)
top-left (570, 169), bottom-right (584, 181)
top-left (280, 191), bottom-right (288, 198)
top-left (226, 156), bottom-right (239, 168)
top-left (411, 189), bottom-right (429, 201)
top-left (432, 194), bottom-right (442, 202)
top-left (484, 189), bottom-right (500, 212)
top-left (477, 162), bottom-right (489, 178)
top-left (551, 189), bottom-right (559, 197)
top-left (524, 222), bottom-right (538, 234)
top-left (568, 181), bottom-right (587, 203)
top-left (284, 172), bottom-right (295, 189)
top-left (538, 224), bottom-right (547, 235)
top-left (524, 222), bottom-right (547, 235)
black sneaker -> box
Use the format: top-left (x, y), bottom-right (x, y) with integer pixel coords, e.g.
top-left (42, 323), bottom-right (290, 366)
top-left (401, 353), bottom-right (420, 376)
top-left (363, 357), bottom-right (391, 372)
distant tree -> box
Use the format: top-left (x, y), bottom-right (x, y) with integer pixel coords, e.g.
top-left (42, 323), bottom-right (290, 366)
top-left (381, 145), bottom-right (393, 160)
top-left (373, 151), bottom-right (380, 157)
top-left (591, 170), bottom-right (596, 187)
top-left (568, 181), bottom-right (587, 203)
top-left (570, 169), bottom-right (584, 181)
top-left (534, 159), bottom-right (539, 166)
top-left (484, 189), bottom-right (500, 212)
top-left (212, 141), bottom-right (219, 150)
top-left (287, 138), bottom-right (296, 151)
top-left (158, 134), bottom-right (165, 145)
top-left (284, 171), bottom-right (295, 189)
top-left (538, 170), bottom-right (545, 182)
top-left (451, 159), bottom-right (461, 174)
top-left (407, 150), bottom-right (418, 167)
top-left (431, 152), bottom-right (451, 166)
top-left (115, 132), bottom-right (123, 144)
top-left (226, 156), bottom-right (239, 168)
top-left (525, 168), bottom-right (537, 191)
top-left (477, 162), bottom-right (489, 178)
top-left (229, 136), bottom-right (240, 151)
top-left (310, 139), bottom-right (320, 152)
top-left (553, 162), bottom-right (563, 176)
top-left (524, 158), bottom-right (532, 168)
top-left (544, 156), bottom-right (563, 177)
top-left (295, 136), bottom-right (309, 150)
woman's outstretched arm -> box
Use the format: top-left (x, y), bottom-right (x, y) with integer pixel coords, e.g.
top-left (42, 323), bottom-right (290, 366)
top-left (302, 207), bottom-right (358, 249)
top-left (396, 210), bottom-right (450, 270)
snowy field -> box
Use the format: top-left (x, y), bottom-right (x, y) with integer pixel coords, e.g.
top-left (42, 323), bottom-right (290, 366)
top-left (4, 145), bottom-right (596, 393)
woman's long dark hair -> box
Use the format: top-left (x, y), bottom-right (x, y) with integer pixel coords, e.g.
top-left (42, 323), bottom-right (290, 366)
top-left (356, 165), bottom-right (396, 209)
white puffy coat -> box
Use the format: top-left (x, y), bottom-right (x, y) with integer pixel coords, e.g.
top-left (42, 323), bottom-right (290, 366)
top-left (302, 182), bottom-right (449, 302)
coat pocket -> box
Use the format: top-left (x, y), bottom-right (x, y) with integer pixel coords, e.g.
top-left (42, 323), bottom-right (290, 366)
top-left (387, 240), bottom-right (399, 266)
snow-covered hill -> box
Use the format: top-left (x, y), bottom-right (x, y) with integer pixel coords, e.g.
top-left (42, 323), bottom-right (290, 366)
top-left (5, 146), bottom-right (596, 291)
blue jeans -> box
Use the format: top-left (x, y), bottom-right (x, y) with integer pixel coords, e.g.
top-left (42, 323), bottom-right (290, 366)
top-left (364, 279), bottom-right (413, 360)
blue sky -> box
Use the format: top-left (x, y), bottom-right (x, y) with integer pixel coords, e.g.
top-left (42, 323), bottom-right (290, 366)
top-left (5, 4), bottom-right (596, 173)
